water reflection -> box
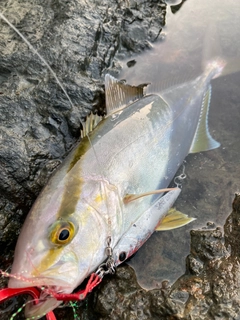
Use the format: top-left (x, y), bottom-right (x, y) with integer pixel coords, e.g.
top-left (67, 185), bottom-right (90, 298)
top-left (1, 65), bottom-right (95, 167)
top-left (119, 0), bottom-right (240, 289)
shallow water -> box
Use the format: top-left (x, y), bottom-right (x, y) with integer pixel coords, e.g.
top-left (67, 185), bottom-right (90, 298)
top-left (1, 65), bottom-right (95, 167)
top-left (120, 0), bottom-right (240, 289)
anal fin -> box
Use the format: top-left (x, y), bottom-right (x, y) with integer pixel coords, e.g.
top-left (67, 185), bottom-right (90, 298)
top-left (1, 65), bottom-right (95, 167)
top-left (156, 208), bottom-right (196, 231)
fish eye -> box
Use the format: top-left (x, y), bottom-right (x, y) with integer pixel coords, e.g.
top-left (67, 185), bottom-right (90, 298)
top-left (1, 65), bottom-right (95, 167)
top-left (119, 251), bottom-right (127, 262)
top-left (58, 228), bottom-right (70, 241)
top-left (49, 220), bottom-right (77, 246)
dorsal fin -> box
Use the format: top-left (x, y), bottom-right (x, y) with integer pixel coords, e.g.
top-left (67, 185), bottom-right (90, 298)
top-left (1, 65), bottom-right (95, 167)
top-left (189, 84), bottom-right (220, 153)
top-left (105, 74), bottom-right (148, 116)
top-left (81, 113), bottom-right (103, 138)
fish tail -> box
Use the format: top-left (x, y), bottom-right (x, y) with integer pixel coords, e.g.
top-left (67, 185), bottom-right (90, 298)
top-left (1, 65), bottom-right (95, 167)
top-left (204, 58), bottom-right (226, 80)
top-left (205, 56), bottom-right (240, 80)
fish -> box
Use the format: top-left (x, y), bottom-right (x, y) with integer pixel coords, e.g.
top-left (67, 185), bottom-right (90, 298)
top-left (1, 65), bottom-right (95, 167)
top-left (6, 54), bottom-right (225, 318)
top-left (0, 8), bottom-right (228, 319)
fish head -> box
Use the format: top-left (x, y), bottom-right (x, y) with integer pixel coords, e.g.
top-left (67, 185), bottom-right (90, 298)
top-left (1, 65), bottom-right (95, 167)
top-left (8, 173), bottom-right (119, 317)
top-left (9, 215), bottom-right (81, 286)
top-left (8, 206), bottom-right (81, 317)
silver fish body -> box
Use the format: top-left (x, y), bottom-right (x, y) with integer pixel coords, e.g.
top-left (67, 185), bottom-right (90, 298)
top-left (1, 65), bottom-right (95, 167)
top-left (113, 188), bottom-right (181, 266)
top-left (8, 60), bottom-right (222, 317)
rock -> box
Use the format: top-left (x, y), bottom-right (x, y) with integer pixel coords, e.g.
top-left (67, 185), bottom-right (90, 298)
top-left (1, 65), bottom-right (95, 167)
top-left (0, 0), bottom-right (166, 318)
top-left (1, 1), bottom-right (240, 320)
top-left (86, 193), bottom-right (240, 320)
top-left (0, 0), bottom-right (166, 264)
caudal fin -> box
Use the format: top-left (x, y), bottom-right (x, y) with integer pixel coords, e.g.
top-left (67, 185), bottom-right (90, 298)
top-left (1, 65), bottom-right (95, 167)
top-left (189, 84), bottom-right (220, 153)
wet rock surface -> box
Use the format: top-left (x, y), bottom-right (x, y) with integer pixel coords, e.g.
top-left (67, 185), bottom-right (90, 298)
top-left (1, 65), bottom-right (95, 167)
top-left (1, 0), bottom-right (240, 319)
top-left (50, 194), bottom-right (240, 320)
top-left (2, 190), bottom-right (240, 319)
top-left (0, 0), bottom-right (166, 318)
top-left (0, 0), bottom-right (165, 268)
top-left (90, 194), bottom-right (240, 320)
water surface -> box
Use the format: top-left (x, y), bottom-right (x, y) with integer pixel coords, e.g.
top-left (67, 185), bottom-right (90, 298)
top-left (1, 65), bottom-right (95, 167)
top-left (119, 0), bottom-right (240, 289)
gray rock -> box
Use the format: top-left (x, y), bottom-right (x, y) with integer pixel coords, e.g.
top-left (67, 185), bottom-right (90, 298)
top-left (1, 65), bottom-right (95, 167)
top-left (91, 194), bottom-right (240, 320)
top-left (0, 0), bottom-right (166, 318)
top-left (2, 1), bottom-right (240, 320)
top-left (0, 0), bottom-right (166, 261)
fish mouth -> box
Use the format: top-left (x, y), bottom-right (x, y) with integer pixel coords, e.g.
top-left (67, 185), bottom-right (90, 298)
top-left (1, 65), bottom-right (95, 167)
top-left (24, 286), bottom-right (64, 318)
top-left (16, 284), bottom-right (72, 318)
top-left (8, 277), bottom-right (74, 317)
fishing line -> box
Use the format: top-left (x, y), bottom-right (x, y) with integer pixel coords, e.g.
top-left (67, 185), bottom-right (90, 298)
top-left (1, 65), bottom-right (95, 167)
top-left (10, 299), bottom-right (45, 320)
top-left (0, 270), bottom-right (36, 284)
top-left (69, 301), bottom-right (81, 320)
top-left (0, 11), bottom-right (105, 178)
top-left (0, 12), bottom-right (114, 243)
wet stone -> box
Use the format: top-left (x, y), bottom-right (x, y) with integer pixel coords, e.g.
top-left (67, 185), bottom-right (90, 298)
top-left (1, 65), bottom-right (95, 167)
top-left (1, 0), bottom-right (240, 320)
top-left (0, 0), bottom-right (167, 266)
top-left (90, 193), bottom-right (240, 320)
top-left (0, 0), bottom-right (166, 319)
top-left (224, 193), bottom-right (240, 256)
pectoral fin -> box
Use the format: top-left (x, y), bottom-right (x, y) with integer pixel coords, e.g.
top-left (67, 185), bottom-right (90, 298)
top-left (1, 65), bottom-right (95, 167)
top-left (123, 188), bottom-right (178, 204)
top-left (156, 208), bottom-right (196, 231)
